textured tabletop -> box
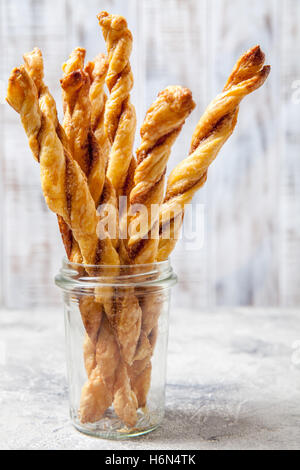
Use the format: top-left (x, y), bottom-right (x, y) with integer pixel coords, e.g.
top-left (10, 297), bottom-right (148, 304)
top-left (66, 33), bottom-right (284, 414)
top-left (0, 306), bottom-right (300, 450)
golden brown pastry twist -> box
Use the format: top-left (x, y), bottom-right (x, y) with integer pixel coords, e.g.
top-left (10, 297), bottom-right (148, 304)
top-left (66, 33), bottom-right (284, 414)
top-left (79, 315), bottom-right (120, 424)
top-left (83, 159), bottom-right (141, 425)
top-left (89, 16), bottom-right (139, 382)
top-left (23, 47), bottom-right (80, 261)
top-left (115, 86), bottom-right (194, 377)
top-left (7, 63), bottom-right (135, 425)
top-left (98, 11), bottom-right (136, 197)
top-left (6, 66), bottom-right (111, 265)
top-left (85, 53), bottom-right (111, 169)
top-left (122, 86), bottom-right (195, 406)
top-left (157, 46), bottom-right (270, 261)
top-left (61, 48), bottom-right (106, 208)
top-left (132, 46), bottom-right (270, 406)
top-left (61, 49), bottom-right (117, 397)
top-left (7, 65), bottom-right (119, 413)
top-left (80, 300), bottom-right (137, 428)
top-left (125, 86), bottom-right (195, 265)
top-left (23, 49), bottom-right (103, 379)
top-left (95, 12), bottom-right (144, 374)
top-left (61, 50), bottom-right (137, 424)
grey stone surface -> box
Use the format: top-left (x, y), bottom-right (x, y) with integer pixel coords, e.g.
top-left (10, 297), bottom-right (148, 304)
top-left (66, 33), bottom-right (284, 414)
top-left (0, 307), bottom-right (300, 450)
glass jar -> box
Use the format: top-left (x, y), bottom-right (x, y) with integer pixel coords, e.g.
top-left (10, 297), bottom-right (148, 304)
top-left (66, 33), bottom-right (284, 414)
top-left (55, 259), bottom-right (177, 439)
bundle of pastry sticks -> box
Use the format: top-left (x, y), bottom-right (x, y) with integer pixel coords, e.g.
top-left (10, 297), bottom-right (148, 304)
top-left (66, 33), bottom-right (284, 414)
top-left (6, 11), bottom-right (270, 427)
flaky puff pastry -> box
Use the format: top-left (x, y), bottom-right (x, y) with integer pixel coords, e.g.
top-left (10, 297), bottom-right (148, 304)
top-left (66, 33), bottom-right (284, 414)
top-left (132, 46), bottom-right (270, 407)
top-left (23, 47), bottom-right (80, 262)
top-left (98, 11), bottom-right (136, 197)
top-left (94, 180), bottom-right (142, 373)
top-left (84, 166), bottom-right (139, 424)
top-left (85, 53), bottom-right (111, 170)
top-left (6, 64), bottom-right (136, 425)
top-left (79, 315), bottom-right (120, 424)
top-left (80, 275), bottom-right (140, 427)
top-left (61, 48), bottom-right (106, 208)
top-left (61, 48), bottom-right (89, 174)
top-left (81, 268), bottom-right (140, 426)
top-left (82, 14), bottom-right (141, 386)
top-left (23, 49), bottom-right (99, 357)
top-left (125, 86), bottom-right (195, 265)
top-left (61, 53), bottom-right (138, 423)
top-left (118, 87), bottom-right (195, 400)
top-left (6, 66), bottom-right (107, 265)
top-left (60, 50), bottom-right (131, 425)
top-left (81, 51), bottom-right (139, 421)
top-left (157, 46), bottom-right (270, 261)
top-left (121, 87), bottom-right (195, 407)
top-left (80, 302), bottom-right (136, 428)
top-left (114, 87), bottom-right (194, 367)
top-left (129, 325), bottom-right (158, 408)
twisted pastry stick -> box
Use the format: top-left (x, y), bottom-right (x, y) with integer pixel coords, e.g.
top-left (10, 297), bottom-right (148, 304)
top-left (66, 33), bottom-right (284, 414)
top-left (60, 48), bottom-right (106, 262)
top-left (61, 50), bottom-right (137, 425)
top-left (129, 325), bottom-right (158, 407)
top-left (20, 49), bottom-right (119, 269)
top-left (80, 315), bottom-right (120, 423)
top-left (61, 50), bottom-right (117, 365)
top-left (86, 162), bottom-right (143, 425)
top-left (95, 12), bottom-right (143, 372)
top-left (85, 53), bottom-right (110, 169)
top-left (60, 49), bottom-right (113, 372)
top-left (61, 48), bottom-right (106, 208)
top-left (118, 157), bottom-right (137, 263)
top-left (126, 86), bottom-right (196, 265)
top-left (81, 320), bottom-right (139, 426)
top-left (22, 48), bottom-right (74, 163)
top-left (94, 15), bottom-right (140, 373)
top-left (83, 302), bottom-right (139, 427)
top-left (23, 47), bottom-right (80, 261)
top-left (23, 49), bottom-right (102, 359)
top-left (59, 49), bottom-right (87, 263)
top-left (122, 86), bottom-right (195, 405)
top-left (158, 46), bottom-right (270, 261)
top-left (60, 49), bottom-right (119, 268)
top-left (98, 11), bottom-right (136, 197)
top-left (85, 57), bottom-right (140, 425)
top-left (6, 66), bottom-right (110, 265)
top-left (80, 297), bottom-right (138, 427)
top-left (80, 199), bottom-right (139, 426)
top-left (115, 86), bottom-right (194, 370)
top-left (61, 48), bottom-right (89, 173)
top-left (133, 46), bottom-right (270, 406)
top-left (7, 63), bottom-right (118, 389)
top-left (6, 64), bottom-right (137, 425)
top-left (94, 190), bottom-right (142, 371)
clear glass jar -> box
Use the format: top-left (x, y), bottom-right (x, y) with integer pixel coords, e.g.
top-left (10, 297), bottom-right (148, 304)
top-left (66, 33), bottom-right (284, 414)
top-left (55, 259), bottom-right (177, 439)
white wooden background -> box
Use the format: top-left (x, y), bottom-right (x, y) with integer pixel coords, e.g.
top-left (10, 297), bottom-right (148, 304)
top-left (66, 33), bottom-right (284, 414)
top-left (1, 0), bottom-right (300, 310)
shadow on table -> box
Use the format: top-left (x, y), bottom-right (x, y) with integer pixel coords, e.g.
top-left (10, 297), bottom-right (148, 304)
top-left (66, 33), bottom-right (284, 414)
top-left (135, 383), bottom-right (265, 447)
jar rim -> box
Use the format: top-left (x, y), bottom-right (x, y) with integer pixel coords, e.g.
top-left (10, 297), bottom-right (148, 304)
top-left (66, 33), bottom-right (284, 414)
top-left (61, 256), bottom-right (171, 270)
top-left (55, 257), bottom-right (177, 293)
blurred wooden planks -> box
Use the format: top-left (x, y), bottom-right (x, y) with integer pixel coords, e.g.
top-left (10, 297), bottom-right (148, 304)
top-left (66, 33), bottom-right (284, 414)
top-left (280, 0), bottom-right (300, 306)
top-left (207, 0), bottom-right (281, 306)
top-left (1, 0), bottom-right (300, 309)
top-left (1, 0), bottom-right (70, 308)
